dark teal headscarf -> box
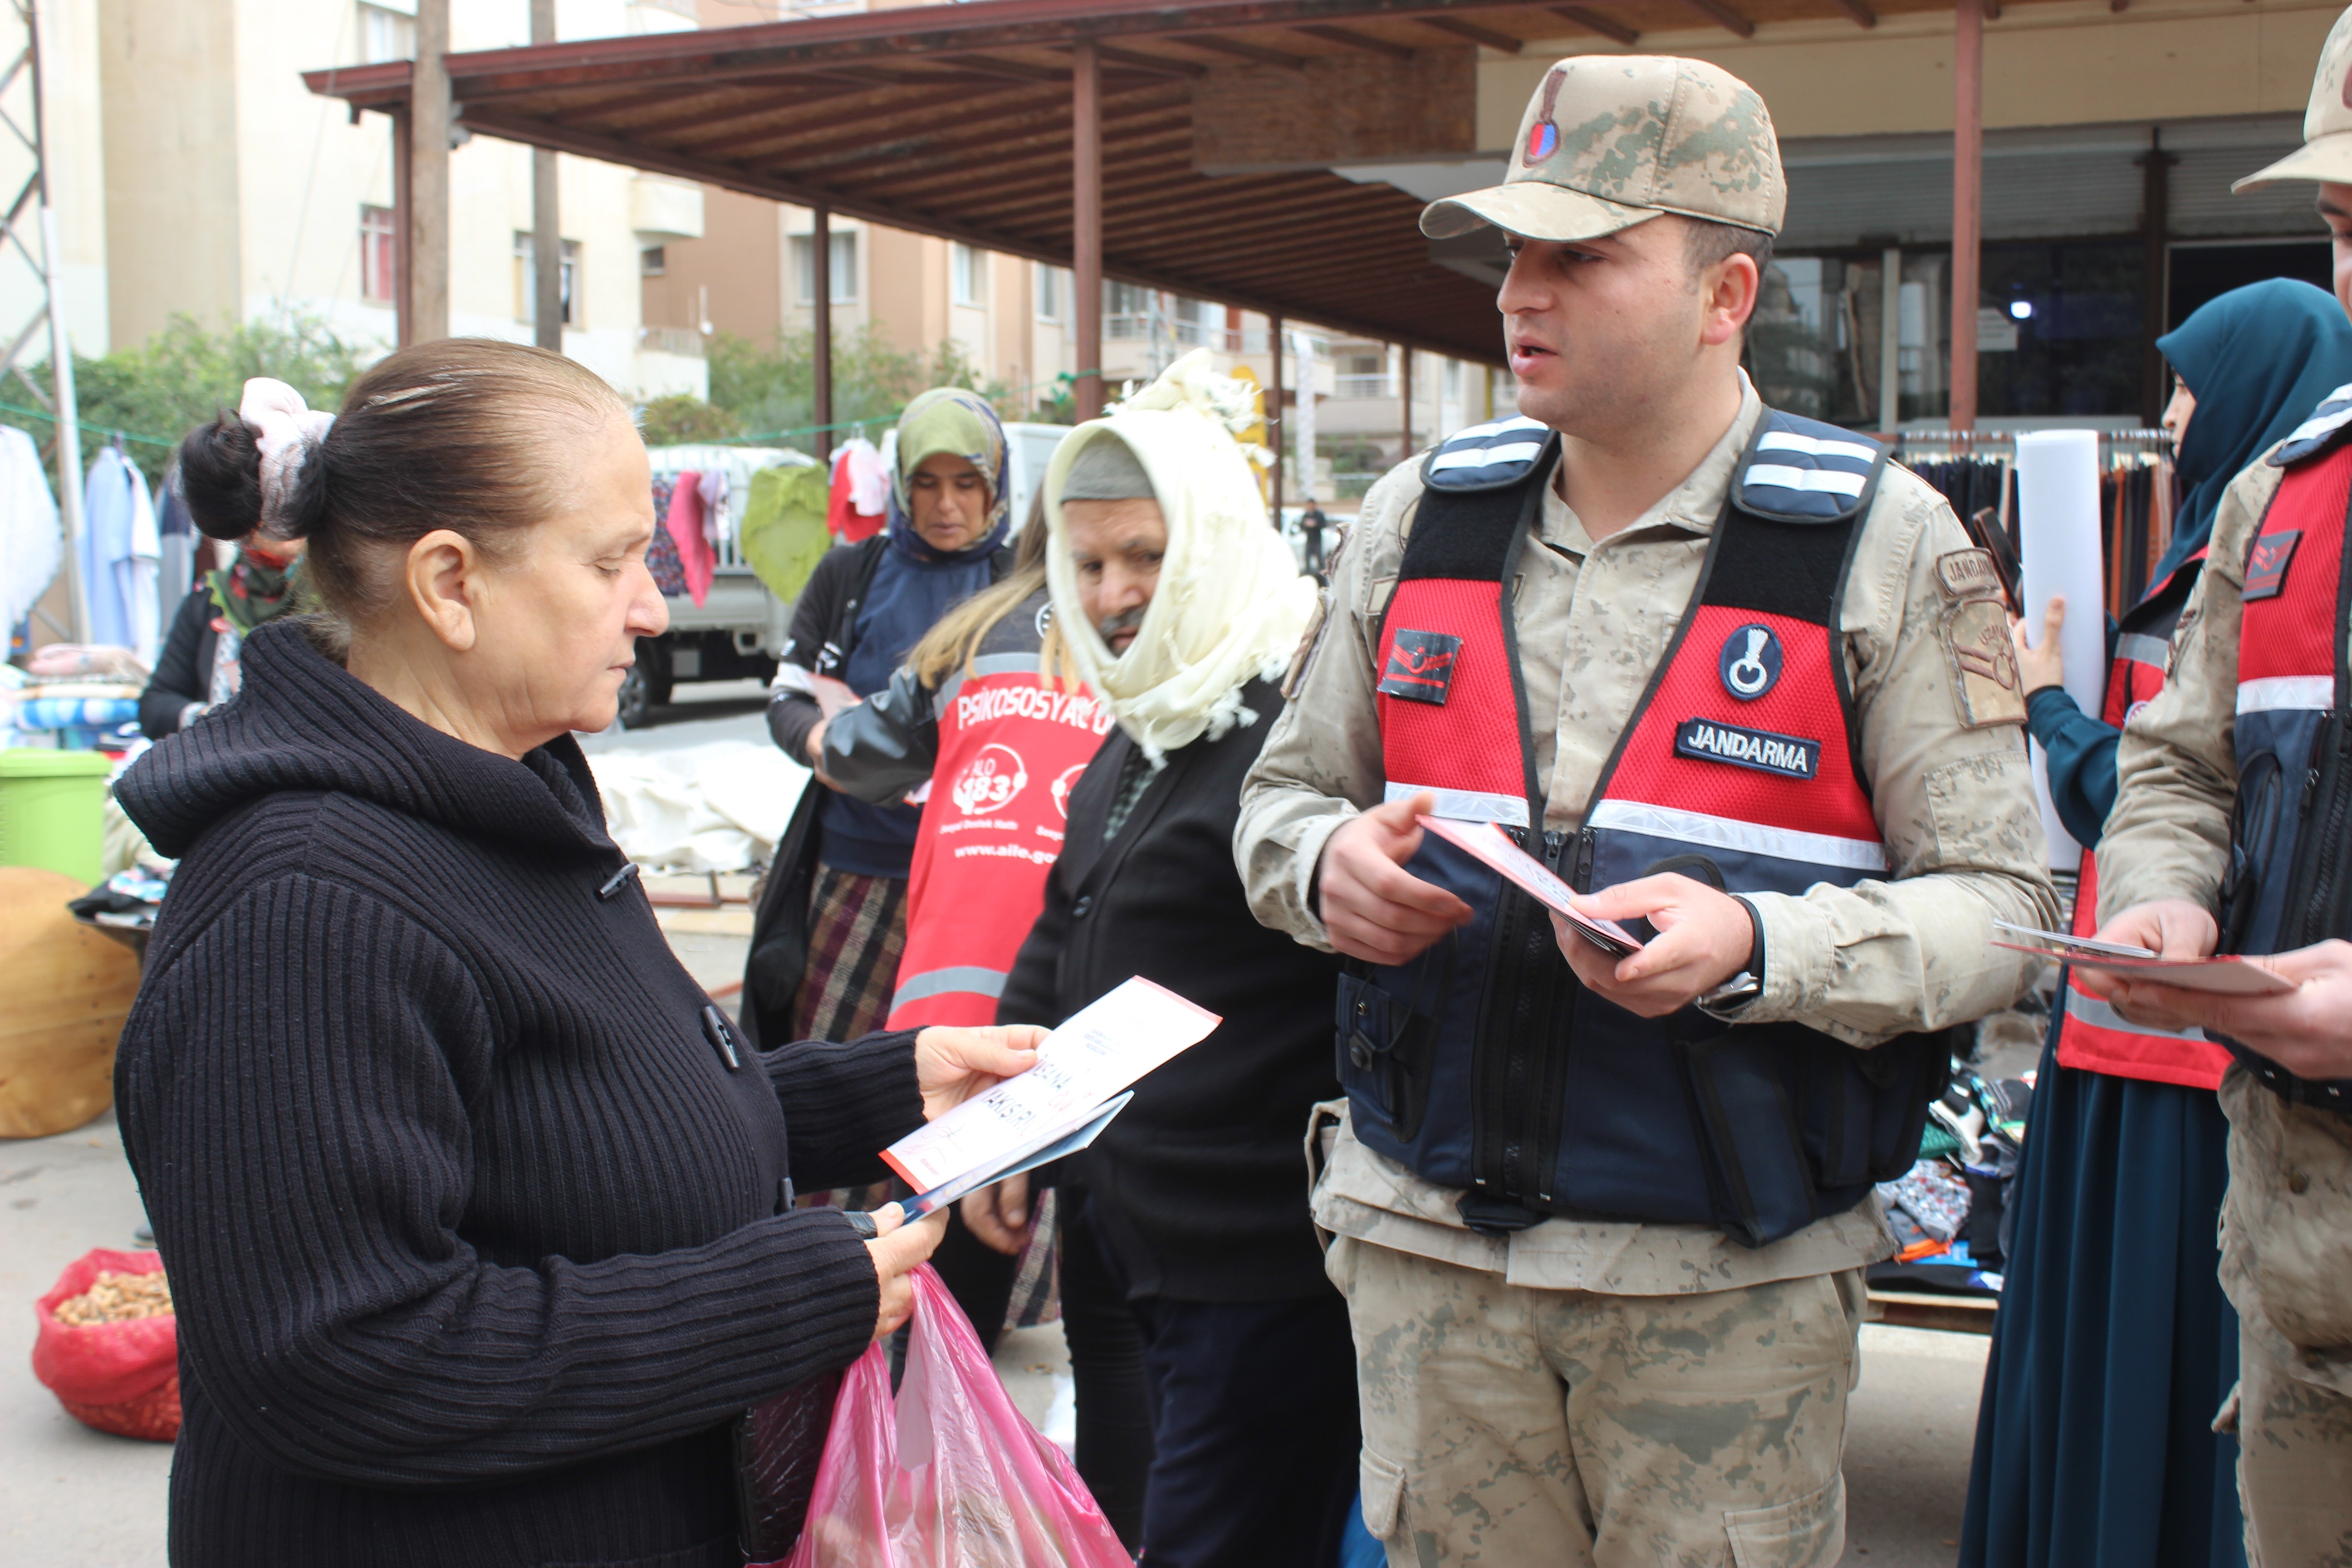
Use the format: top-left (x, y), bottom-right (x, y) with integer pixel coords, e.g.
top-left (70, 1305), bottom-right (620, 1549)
top-left (2153, 279), bottom-right (2352, 588)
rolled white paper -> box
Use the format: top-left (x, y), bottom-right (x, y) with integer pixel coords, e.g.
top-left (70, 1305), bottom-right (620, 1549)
top-left (2014, 429), bottom-right (2109, 871)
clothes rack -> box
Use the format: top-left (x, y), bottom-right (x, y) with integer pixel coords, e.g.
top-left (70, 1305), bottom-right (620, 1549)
top-left (1890, 431), bottom-right (2176, 618)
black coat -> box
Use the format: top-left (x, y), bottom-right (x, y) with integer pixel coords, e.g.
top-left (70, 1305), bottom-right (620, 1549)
top-left (114, 621), bottom-right (922, 1568)
top-left (743, 537), bottom-right (1008, 1047)
top-left (997, 680), bottom-right (1343, 1302)
top-left (138, 588), bottom-right (219, 737)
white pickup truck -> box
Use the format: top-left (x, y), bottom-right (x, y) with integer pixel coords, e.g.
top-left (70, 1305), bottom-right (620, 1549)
top-left (619, 425), bottom-right (1072, 728)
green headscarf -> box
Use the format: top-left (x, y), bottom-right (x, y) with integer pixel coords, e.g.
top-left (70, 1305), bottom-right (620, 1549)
top-left (886, 387), bottom-right (1011, 559)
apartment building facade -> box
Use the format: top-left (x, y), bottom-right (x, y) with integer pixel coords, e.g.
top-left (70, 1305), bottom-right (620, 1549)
top-left (32, 0), bottom-right (710, 400)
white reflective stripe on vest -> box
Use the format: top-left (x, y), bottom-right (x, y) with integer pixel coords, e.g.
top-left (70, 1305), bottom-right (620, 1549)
top-left (889, 965), bottom-right (1010, 1013)
top-left (1429, 441), bottom-right (1546, 474)
top-left (1586, 798), bottom-right (1889, 874)
top-left (938, 651), bottom-right (1045, 708)
top-left (1742, 464), bottom-right (1868, 497)
top-left (2115, 632), bottom-right (2171, 669)
top-left (2063, 987), bottom-right (2209, 1042)
top-left (2237, 675), bottom-right (2334, 714)
top-left (1754, 430), bottom-right (1880, 465)
top-left (1385, 779), bottom-right (1529, 827)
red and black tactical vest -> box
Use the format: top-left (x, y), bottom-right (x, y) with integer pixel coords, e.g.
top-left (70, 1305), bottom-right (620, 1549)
top-left (1342, 411), bottom-right (1951, 1246)
top-left (2218, 398), bottom-right (2352, 1115)
top-left (2055, 551), bottom-right (2232, 1088)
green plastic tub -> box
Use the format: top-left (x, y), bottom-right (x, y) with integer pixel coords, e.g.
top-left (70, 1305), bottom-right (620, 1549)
top-left (0, 749), bottom-right (114, 886)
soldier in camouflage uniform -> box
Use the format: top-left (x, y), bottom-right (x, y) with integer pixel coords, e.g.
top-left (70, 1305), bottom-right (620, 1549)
top-left (2078, 13), bottom-right (2352, 1562)
top-left (1234, 56), bottom-right (2056, 1566)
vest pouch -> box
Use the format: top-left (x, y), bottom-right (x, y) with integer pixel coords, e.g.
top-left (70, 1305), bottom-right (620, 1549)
top-left (1799, 1032), bottom-right (1952, 1193)
top-left (1678, 1023), bottom-right (1819, 1248)
top-left (1336, 967), bottom-right (1440, 1144)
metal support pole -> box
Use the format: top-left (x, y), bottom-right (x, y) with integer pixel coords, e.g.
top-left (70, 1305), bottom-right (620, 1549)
top-left (2137, 131), bottom-right (2176, 427)
top-left (1950, 0), bottom-right (1983, 431)
top-left (1878, 246), bottom-right (1902, 435)
top-left (811, 203), bottom-right (833, 445)
top-left (1072, 40), bottom-right (1103, 421)
top-left (530, 0), bottom-right (560, 352)
top-left (1400, 346), bottom-right (1414, 458)
top-left (392, 106), bottom-right (412, 348)
top-left (408, 0), bottom-right (451, 344)
top-left (1269, 311), bottom-right (1284, 519)
top-left (26, 0), bottom-right (84, 642)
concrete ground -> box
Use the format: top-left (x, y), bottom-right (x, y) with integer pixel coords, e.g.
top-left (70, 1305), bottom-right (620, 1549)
top-left (3, 680), bottom-right (1992, 1565)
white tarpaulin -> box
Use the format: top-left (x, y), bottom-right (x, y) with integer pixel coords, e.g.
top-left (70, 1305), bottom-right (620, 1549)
top-left (586, 739), bottom-right (810, 872)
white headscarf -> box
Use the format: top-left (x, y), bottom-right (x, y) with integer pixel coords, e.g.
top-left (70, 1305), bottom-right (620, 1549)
top-left (1045, 349), bottom-right (1318, 760)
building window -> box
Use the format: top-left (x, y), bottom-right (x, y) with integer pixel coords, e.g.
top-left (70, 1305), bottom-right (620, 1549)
top-left (358, 3), bottom-right (415, 64)
top-left (1035, 263), bottom-right (1066, 323)
top-left (513, 233), bottom-right (580, 327)
top-left (951, 243), bottom-right (984, 308)
top-left (791, 231), bottom-right (856, 304)
top-left (640, 245), bottom-right (666, 277)
top-left (359, 205), bottom-right (397, 303)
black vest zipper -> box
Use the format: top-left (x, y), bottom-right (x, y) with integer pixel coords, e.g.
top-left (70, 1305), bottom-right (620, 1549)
top-left (2292, 715), bottom-right (2352, 946)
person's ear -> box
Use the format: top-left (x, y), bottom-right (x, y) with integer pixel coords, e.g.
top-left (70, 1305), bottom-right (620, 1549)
top-left (404, 529), bottom-right (483, 652)
top-left (1700, 253), bottom-right (1761, 348)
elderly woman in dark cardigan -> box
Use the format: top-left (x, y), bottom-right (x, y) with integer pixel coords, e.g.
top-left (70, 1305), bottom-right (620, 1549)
top-left (112, 343), bottom-right (1039, 1568)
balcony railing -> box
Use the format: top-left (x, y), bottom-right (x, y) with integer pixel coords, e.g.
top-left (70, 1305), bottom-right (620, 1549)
top-left (1333, 374), bottom-right (1396, 399)
top-left (639, 325), bottom-right (706, 358)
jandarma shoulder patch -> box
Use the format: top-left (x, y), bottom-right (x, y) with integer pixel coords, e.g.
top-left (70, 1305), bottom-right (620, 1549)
top-left (1931, 548), bottom-right (2026, 728)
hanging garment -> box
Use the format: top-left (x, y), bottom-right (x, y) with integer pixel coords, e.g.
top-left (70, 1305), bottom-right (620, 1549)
top-left (663, 468), bottom-right (715, 608)
top-left (697, 467), bottom-right (730, 548)
top-left (646, 474), bottom-right (688, 597)
top-left (738, 463), bottom-right (833, 603)
top-left (845, 437), bottom-right (890, 518)
top-left (81, 447), bottom-right (159, 663)
top-left (0, 423), bottom-right (59, 637)
top-left (157, 464), bottom-right (197, 644)
top-left (828, 439), bottom-right (888, 542)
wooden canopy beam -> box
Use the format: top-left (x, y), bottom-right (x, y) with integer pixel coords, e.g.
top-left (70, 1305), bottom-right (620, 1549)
top-left (1419, 15), bottom-right (1521, 50)
top-left (1293, 23), bottom-right (1417, 58)
top-left (1674, 0), bottom-right (1755, 38)
top-left (1181, 34), bottom-right (1309, 69)
top-left (1550, 6), bottom-right (1637, 45)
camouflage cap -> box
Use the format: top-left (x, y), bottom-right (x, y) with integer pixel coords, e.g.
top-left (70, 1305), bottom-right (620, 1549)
top-left (1421, 55), bottom-right (1785, 244)
top-left (2236, 5), bottom-right (2352, 190)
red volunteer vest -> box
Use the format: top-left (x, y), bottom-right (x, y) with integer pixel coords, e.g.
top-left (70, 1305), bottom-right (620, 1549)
top-left (886, 655), bottom-right (1111, 1028)
top-left (2055, 552), bottom-right (2232, 1089)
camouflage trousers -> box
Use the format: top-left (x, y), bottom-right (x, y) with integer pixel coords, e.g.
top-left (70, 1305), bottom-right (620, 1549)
top-left (2229, 1323), bottom-right (2352, 1568)
top-left (1327, 1235), bottom-right (1862, 1568)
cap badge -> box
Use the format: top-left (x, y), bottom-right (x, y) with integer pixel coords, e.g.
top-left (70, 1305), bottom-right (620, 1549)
top-left (1524, 67), bottom-right (1568, 167)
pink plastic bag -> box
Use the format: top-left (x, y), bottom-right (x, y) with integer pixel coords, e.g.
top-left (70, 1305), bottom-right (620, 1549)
top-left (774, 1264), bottom-right (1128, 1568)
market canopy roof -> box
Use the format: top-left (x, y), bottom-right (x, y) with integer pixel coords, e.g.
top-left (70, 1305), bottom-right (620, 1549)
top-left (306, 0), bottom-right (2024, 365)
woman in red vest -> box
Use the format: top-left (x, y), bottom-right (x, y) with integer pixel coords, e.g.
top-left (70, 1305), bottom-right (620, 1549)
top-left (814, 501), bottom-right (1115, 1358)
top-left (1964, 280), bottom-right (2352, 1568)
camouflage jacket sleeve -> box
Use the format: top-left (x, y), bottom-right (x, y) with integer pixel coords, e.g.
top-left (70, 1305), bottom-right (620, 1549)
top-left (2096, 459), bottom-right (2282, 921)
top-left (1735, 476), bottom-right (2060, 1046)
top-left (1233, 460), bottom-right (1420, 950)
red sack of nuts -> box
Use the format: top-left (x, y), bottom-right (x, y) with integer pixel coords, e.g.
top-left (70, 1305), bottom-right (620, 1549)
top-left (32, 1248), bottom-right (179, 1441)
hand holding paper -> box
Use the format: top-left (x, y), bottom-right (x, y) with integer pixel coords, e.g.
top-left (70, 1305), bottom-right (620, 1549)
top-left (1994, 911), bottom-right (2295, 998)
top-left (1414, 815), bottom-right (1641, 956)
top-left (882, 978), bottom-right (1221, 1218)
top-left (913, 1024), bottom-right (1047, 1122)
